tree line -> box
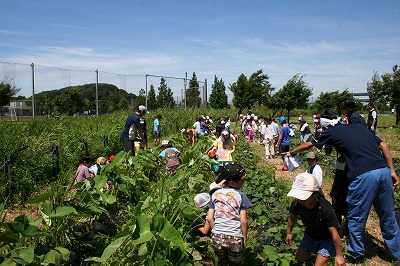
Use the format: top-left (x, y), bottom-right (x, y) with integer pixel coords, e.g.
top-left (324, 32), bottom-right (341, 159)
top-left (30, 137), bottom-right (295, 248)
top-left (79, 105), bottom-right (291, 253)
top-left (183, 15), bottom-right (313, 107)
top-left (1, 65), bottom-right (399, 123)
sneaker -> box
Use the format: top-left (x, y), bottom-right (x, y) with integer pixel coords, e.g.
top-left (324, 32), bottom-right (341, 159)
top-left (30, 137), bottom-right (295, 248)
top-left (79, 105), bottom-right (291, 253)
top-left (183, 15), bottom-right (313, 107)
top-left (355, 257), bottom-right (365, 266)
top-left (281, 166), bottom-right (289, 171)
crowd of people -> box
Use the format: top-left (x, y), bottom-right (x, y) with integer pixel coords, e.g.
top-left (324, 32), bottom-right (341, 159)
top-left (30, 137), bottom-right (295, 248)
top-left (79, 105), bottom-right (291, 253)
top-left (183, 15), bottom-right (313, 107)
top-left (70, 99), bottom-right (400, 265)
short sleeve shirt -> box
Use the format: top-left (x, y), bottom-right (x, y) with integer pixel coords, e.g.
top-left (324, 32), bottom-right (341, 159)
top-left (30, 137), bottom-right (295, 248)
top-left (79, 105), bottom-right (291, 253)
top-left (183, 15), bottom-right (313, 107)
top-left (213, 137), bottom-right (235, 162)
top-left (153, 119), bottom-right (160, 132)
top-left (311, 124), bottom-right (387, 178)
top-left (290, 196), bottom-right (338, 240)
top-left (279, 126), bottom-right (291, 147)
top-left (121, 113), bottom-right (141, 139)
top-left (209, 187), bottom-right (252, 237)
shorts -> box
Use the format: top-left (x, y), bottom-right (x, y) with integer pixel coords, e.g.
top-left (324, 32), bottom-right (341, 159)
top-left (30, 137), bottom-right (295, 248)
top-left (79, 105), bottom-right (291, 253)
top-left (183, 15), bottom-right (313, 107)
top-left (299, 232), bottom-right (336, 258)
top-left (154, 131), bottom-right (161, 139)
top-left (280, 145), bottom-right (290, 159)
top-left (134, 141), bottom-right (145, 148)
top-left (211, 233), bottom-right (244, 265)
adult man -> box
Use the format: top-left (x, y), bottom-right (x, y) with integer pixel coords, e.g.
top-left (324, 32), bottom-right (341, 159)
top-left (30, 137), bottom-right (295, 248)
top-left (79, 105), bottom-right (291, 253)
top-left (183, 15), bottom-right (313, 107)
top-left (367, 102), bottom-right (378, 134)
top-left (287, 108), bottom-right (400, 264)
top-left (120, 105), bottom-right (147, 156)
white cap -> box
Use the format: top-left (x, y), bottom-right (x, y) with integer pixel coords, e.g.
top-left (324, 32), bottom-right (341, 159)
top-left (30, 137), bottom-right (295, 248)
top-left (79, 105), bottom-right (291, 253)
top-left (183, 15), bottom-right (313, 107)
top-left (287, 173), bottom-right (320, 200)
top-left (138, 105), bottom-right (148, 113)
top-left (194, 193), bottom-right (210, 208)
top-left (161, 140), bottom-right (169, 146)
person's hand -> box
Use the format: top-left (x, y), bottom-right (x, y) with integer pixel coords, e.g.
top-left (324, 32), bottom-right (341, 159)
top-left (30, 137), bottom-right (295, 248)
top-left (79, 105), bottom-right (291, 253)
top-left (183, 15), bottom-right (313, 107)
top-left (335, 255), bottom-right (346, 266)
top-left (392, 171), bottom-right (399, 190)
top-left (370, 126), bottom-right (374, 132)
top-left (286, 233), bottom-right (292, 246)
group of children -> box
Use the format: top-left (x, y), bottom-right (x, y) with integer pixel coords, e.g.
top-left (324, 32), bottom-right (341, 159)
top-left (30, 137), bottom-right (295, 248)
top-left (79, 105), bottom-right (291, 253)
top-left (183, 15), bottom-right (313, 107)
top-left (74, 154), bottom-right (115, 185)
top-left (194, 158), bottom-right (344, 266)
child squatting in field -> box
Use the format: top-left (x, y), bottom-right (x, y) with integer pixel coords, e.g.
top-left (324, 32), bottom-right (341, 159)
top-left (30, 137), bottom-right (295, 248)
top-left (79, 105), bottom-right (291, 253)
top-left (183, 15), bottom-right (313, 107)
top-left (286, 173), bottom-right (345, 266)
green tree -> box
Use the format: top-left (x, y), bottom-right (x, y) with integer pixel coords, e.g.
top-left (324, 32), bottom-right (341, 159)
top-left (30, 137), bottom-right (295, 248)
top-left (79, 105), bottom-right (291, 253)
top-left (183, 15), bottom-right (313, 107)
top-left (0, 78), bottom-right (20, 116)
top-left (271, 74), bottom-right (312, 122)
top-left (209, 75), bottom-right (228, 109)
top-left (230, 69), bottom-right (274, 116)
top-left (186, 72), bottom-right (201, 108)
top-left (147, 84), bottom-right (157, 110)
top-left (313, 90), bottom-right (357, 114)
top-left (367, 65), bottom-right (400, 124)
top-left (157, 77), bottom-right (175, 108)
top-left (133, 88), bottom-right (146, 110)
top-left (55, 87), bottom-right (85, 115)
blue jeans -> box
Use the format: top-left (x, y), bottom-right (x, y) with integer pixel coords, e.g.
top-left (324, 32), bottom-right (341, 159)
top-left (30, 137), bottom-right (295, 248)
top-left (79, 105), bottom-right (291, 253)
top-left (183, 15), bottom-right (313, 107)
top-left (347, 167), bottom-right (400, 260)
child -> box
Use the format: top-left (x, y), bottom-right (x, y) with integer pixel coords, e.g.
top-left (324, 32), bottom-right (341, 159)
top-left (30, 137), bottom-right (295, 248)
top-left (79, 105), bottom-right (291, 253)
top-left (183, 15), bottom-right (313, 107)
top-left (159, 140), bottom-right (181, 174)
top-left (286, 173), bottom-right (345, 266)
top-left (205, 130), bottom-right (236, 173)
top-left (305, 151), bottom-right (323, 188)
top-left (74, 155), bottom-right (94, 184)
top-left (262, 116), bottom-right (275, 160)
top-left (207, 164), bottom-right (252, 265)
top-left (153, 114), bottom-right (162, 145)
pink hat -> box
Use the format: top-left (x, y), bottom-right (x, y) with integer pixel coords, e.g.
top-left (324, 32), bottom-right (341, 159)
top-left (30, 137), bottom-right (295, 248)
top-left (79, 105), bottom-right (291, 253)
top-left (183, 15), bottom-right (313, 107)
top-left (287, 173), bottom-right (320, 200)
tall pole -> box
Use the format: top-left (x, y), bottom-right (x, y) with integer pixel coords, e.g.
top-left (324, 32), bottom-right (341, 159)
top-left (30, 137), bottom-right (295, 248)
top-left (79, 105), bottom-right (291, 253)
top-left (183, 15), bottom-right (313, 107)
top-left (31, 63), bottom-right (35, 118)
top-left (204, 78), bottom-right (208, 108)
top-left (95, 69), bottom-right (99, 117)
top-left (184, 72), bottom-right (187, 108)
top-left (145, 74), bottom-right (148, 107)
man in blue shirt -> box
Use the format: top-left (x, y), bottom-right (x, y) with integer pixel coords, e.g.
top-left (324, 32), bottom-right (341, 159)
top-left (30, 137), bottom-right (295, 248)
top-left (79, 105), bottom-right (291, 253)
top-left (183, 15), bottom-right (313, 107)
top-left (120, 105), bottom-right (147, 156)
top-left (287, 108), bottom-right (400, 264)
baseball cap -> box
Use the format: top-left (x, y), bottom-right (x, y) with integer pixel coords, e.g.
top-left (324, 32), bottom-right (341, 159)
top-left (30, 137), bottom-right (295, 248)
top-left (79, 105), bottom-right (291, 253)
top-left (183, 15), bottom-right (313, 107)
top-left (97, 157), bottom-right (107, 165)
top-left (221, 130), bottom-right (229, 136)
top-left (279, 116), bottom-right (287, 123)
top-left (287, 173), bottom-right (320, 200)
top-left (138, 105), bottom-right (148, 113)
top-left (305, 151), bottom-right (318, 160)
top-left (194, 192), bottom-right (210, 208)
top-left (216, 163), bottom-right (247, 184)
top-left (161, 140), bottom-right (169, 146)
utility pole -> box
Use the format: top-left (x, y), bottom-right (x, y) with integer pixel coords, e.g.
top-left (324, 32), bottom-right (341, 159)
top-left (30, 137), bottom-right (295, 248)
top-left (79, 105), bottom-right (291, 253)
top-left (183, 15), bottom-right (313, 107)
top-left (95, 69), bottom-right (99, 117)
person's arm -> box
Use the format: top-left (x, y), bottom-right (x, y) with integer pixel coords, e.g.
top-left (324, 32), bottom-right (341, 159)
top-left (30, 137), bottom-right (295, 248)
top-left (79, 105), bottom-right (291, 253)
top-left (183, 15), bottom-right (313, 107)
top-left (137, 127), bottom-right (146, 144)
top-left (240, 210), bottom-right (248, 247)
top-left (198, 219), bottom-right (212, 235)
top-left (380, 141), bottom-right (399, 189)
top-left (206, 209), bottom-right (215, 229)
top-left (286, 213), bottom-right (297, 246)
top-left (328, 226), bottom-right (346, 266)
top-left (275, 132), bottom-right (283, 147)
top-left (286, 141), bottom-right (314, 157)
top-left (205, 144), bottom-right (215, 154)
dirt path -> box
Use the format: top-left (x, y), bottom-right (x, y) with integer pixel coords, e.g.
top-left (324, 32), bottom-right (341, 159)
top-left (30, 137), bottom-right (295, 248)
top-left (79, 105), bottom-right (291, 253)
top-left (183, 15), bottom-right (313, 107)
top-left (249, 141), bottom-right (393, 266)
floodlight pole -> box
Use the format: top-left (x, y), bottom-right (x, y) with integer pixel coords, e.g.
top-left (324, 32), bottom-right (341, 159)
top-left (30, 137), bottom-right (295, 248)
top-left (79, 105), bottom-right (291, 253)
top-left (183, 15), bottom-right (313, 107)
top-left (145, 74), bottom-right (148, 107)
top-left (184, 72), bottom-right (187, 108)
top-left (31, 63), bottom-right (35, 118)
top-left (95, 69), bottom-right (99, 117)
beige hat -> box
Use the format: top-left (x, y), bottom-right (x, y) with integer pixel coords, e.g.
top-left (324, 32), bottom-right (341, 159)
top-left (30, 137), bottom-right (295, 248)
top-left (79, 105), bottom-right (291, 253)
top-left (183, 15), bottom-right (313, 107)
top-left (287, 173), bottom-right (320, 200)
top-left (305, 151), bottom-right (318, 160)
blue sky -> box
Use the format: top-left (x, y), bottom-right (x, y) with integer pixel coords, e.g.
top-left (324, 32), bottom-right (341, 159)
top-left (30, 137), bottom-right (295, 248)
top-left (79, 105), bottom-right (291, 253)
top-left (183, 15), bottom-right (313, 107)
top-left (1, 0), bottom-right (400, 101)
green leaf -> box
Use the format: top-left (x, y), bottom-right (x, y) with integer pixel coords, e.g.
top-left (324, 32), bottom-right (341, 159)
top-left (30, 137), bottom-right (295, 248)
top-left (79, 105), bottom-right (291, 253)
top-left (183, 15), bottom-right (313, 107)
top-left (54, 247), bottom-right (70, 261)
top-left (10, 247), bottom-right (34, 264)
top-left (100, 235), bottom-right (128, 261)
top-left (94, 174), bottom-right (108, 190)
top-left (26, 192), bottom-right (52, 204)
top-left (152, 216), bottom-right (184, 249)
top-left (138, 243), bottom-right (148, 256)
top-left (0, 258), bottom-right (17, 266)
top-left (132, 215), bottom-right (153, 244)
top-left (43, 250), bottom-right (62, 265)
top-left (0, 231), bottom-right (20, 244)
